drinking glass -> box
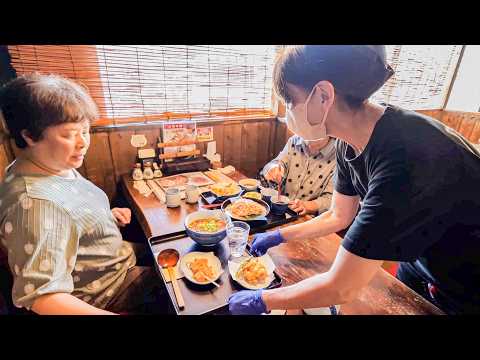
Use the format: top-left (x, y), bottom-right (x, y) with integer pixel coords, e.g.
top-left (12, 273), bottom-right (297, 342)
top-left (227, 221), bottom-right (250, 258)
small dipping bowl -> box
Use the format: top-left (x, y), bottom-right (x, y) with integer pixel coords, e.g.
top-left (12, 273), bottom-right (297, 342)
top-left (239, 178), bottom-right (260, 192)
top-left (270, 195), bottom-right (290, 215)
top-left (260, 187), bottom-right (278, 205)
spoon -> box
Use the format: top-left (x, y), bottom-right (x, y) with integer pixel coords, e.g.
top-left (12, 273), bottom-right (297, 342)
top-left (157, 249), bottom-right (185, 309)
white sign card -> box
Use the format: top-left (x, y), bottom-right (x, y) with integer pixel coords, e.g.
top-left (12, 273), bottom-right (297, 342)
top-left (130, 134), bottom-right (148, 148)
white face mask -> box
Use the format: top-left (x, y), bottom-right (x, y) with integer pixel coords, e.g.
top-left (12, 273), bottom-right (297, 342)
top-left (286, 85), bottom-right (331, 141)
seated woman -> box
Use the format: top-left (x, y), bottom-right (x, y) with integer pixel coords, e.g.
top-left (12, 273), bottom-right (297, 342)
top-left (0, 73), bottom-right (168, 315)
top-left (261, 135), bottom-right (336, 215)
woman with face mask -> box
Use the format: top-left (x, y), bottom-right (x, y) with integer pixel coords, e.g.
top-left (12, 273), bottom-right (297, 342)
top-left (261, 135), bottom-right (336, 216)
top-left (228, 45), bottom-right (480, 315)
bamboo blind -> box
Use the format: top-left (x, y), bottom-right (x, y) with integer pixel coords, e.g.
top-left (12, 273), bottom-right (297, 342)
top-left (8, 45), bottom-right (277, 126)
top-left (7, 45), bottom-right (463, 125)
top-left (371, 45), bottom-right (463, 110)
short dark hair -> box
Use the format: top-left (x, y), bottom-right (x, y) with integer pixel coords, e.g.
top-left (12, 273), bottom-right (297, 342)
top-left (273, 46), bottom-right (367, 110)
top-left (0, 73), bottom-right (99, 149)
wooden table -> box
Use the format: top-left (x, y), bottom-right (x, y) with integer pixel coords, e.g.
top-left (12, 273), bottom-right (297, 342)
top-left (121, 172), bottom-right (248, 239)
top-left (121, 173), bottom-right (444, 315)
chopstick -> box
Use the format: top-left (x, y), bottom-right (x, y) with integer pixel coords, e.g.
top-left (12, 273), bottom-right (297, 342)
top-left (186, 262), bottom-right (221, 288)
top-left (199, 271), bottom-right (221, 288)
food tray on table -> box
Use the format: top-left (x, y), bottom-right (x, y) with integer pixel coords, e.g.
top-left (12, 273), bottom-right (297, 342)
top-left (148, 232), bottom-right (283, 315)
top-left (221, 197), bottom-right (300, 233)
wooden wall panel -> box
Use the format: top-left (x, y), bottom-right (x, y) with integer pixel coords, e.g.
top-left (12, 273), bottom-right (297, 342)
top-left (108, 128), bottom-right (161, 185)
top-left (273, 121), bottom-right (289, 156)
top-left (437, 111), bottom-right (460, 130)
top-left (416, 109), bottom-right (443, 121)
top-left (468, 120), bottom-right (480, 144)
top-left (416, 110), bottom-right (480, 144)
top-left (256, 121), bottom-right (273, 175)
top-left (212, 124), bottom-right (224, 158)
top-left (0, 143), bottom-right (9, 180)
top-left (108, 130), bottom-right (137, 184)
top-left (77, 164), bottom-right (87, 178)
top-left (0, 118), bottom-right (281, 187)
top-left (268, 119), bottom-right (277, 161)
top-left (455, 113), bottom-right (478, 141)
top-left (222, 123), bottom-right (243, 173)
top-left (82, 132), bottom-right (116, 200)
top-left (240, 122), bottom-right (259, 178)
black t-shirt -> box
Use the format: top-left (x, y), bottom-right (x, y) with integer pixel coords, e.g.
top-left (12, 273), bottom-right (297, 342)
top-left (335, 105), bottom-right (480, 304)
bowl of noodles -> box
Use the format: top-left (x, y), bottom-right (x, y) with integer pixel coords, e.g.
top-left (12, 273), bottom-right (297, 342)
top-left (185, 210), bottom-right (228, 246)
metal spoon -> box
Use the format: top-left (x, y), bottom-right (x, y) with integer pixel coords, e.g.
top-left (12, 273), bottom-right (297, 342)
top-left (157, 249), bottom-right (185, 309)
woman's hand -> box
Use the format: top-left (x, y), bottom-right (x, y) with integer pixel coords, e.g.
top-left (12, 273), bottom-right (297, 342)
top-left (288, 199), bottom-right (319, 216)
top-left (250, 230), bottom-right (285, 256)
top-left (228, 290), bottom-right (267, 315)
top-left (111, 207), bottom-right (131, 227)
top-left (264, 164), bottom-right (285, 184)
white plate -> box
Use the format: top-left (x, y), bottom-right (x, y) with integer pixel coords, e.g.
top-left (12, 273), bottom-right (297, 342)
top-left (224, 198), bottom-right (269, 221)
top-left (179, 252), bottom-right (223, 285)
top-left (228, 255), bottom-right (275, 290)
top-left (209, 183), bottom-right (242, 198)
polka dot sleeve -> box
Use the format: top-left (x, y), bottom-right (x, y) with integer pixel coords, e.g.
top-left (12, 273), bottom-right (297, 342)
top-left (3, 196), bottom-right (79, 310)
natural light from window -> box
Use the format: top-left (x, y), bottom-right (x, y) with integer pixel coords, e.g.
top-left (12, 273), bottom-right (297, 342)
top-left (445, 45), bottom-right (480, 112)
top-left (96, 45), bottom-right (277, 119)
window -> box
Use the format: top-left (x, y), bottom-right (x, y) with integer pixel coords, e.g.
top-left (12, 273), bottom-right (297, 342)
top-left (8, 45), bottom-right (466, 126)
top-left (445, 45), bottom-right (480, 112)
top-left (7, 45), bottom-right (277, 126)
top-left (371, 45), bottom-right (463, 110)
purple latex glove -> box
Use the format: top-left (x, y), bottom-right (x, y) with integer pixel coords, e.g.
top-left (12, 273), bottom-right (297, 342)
top-left (228, 290), bottom-right (267, 315)
top-left (250, 230), bottom-right (285, 256)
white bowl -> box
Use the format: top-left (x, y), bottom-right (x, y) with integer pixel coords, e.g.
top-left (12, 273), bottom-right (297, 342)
top-left (179, 252), bottom-right (223, 285)
top-left (239, 178), bottom-right (260, 191)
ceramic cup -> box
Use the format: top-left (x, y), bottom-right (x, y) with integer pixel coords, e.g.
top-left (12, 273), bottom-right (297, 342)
top-left (260, 187), bottom-right (278, 205)
top-left (270, 194), bottom-right (290, 215)
top-left (185, 184), bottom-right (200, 204)
top-left (166, 188), bottom-right (181, 208)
